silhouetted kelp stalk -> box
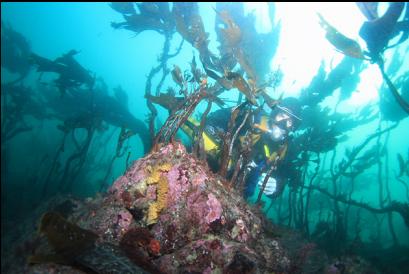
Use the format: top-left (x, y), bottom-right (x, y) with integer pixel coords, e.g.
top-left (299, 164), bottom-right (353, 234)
top-left (333, 123), bottom-right (398, 182)
top-left (41, 131), bottom-right (69, 198)
top-left (303, 153), bottom-right (321, 237)
top-left (58, 127), bottom-right (95, 193)
top-left (377, 60), bottom-right (409, 115)
top-left (265, 149), bottom-right (322, 233)
top-left (343, 164), bottom-right (358, 243)
top-left (219, 104), bottom-right (249, 177)
top-left (41, 115), bottom-right (100, 197)
top-left (145, 34), bottom-right (184, 139)
top-left (153, 88), bottom-right (205, 146)
top-left (299, 122), bottom-right (409, 231)
top-left (256, 159), bottom-right (278, 205)
top-left (376, 122), bottom-right (399, 246)
top-left (329, 148), bottom-right (342, 239)
top-left (1, 21), bottom-right (32, 84)
top-left (268, 120), bottom-right (407, 246)
top-left (110, 3), bottom-right (187, 145)
top-left (98, 127), bottom-right (135, 192)
top-left (231, 128), bottom-right (256, 190)
top-left (397, 176), bottom-right (409, 202)
top-left (305, 185), bottom-right (409, 227)
top-left (78, 130), bottom-right (115, 189)
top-left (1, 83), bottom-right (45, 143)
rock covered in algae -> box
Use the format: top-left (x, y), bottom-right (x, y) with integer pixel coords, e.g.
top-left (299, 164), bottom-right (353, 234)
top-left (109, 142), bottom-right (291, 273)
top-left (8, 142), bottom-right (294, 273)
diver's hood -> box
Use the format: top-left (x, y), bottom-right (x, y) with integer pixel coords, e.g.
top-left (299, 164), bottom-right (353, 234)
top-left (271, 97), bottom-right (302, 130)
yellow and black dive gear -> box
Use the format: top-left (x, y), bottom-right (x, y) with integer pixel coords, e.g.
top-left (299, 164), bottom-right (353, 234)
top-left (181, 114), bottom-right (288, 165)
top-left (180, 117), bottom-right (220, 154)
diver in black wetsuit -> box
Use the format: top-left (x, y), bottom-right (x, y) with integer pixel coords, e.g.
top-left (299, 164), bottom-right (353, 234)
top-left (184, 97), bottom-right (302, 199)
top-left (241, 97), bottom-right (302, 199)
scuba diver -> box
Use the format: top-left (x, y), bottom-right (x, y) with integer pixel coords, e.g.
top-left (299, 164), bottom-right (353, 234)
top-left (182, 96), bottom-right (302, 199)
top-left (241, 97), bottom-right (302, 199)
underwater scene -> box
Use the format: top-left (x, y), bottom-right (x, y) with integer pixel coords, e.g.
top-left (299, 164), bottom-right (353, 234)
top-left (1, 2), bottom-right (409, 274)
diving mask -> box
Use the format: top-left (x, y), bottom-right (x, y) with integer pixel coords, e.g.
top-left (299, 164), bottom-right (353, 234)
top-left (266, 111), bottom-right (294, 141)
top-left (268, 124), bottom-right (287, 141)
top-left (274, 112), bottom-right (293, 130)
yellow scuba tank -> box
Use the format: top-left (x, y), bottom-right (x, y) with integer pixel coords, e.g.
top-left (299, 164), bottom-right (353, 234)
top-left (180, 117), bottom-right (219, 153)
top-left (181, 117), bottom-right (236, 170)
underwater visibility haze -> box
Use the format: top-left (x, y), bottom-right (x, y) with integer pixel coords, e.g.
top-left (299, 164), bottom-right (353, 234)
top-left (1, 2), bottom-right (409, 273)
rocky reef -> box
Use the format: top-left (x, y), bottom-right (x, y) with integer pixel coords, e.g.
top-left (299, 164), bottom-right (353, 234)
top-left (2, 142), bottom-right (377, 274)
top-left (108, 141), bottom-right (291, 273)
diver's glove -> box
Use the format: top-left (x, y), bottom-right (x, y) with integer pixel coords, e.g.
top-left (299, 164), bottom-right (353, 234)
top-left (246, 160), bottom-right (258, 170)
top-left (244, 160), bottom-right (265, 199)
top-left (257, 172), bottom-right (277, 196)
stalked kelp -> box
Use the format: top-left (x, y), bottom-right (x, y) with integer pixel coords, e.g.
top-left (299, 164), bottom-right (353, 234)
top-left (1, 83), bottom-right (47, 143)
top-left (319, 4), bottom-right (409, 114)
top-left (111, 2), bottom-right (175, 35)
top-left (318, 13), bottom-right (367, 60)
top-left (299, 56), bottom-right (367, 106)
top-left (214, 2), bottom-right (281, 84)
top-left (1, 20), bottom-right (32, 84)
top-left (379, 51), bottom-right (409, 121)
top-left (30, 50), bottom-right (95, 96)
